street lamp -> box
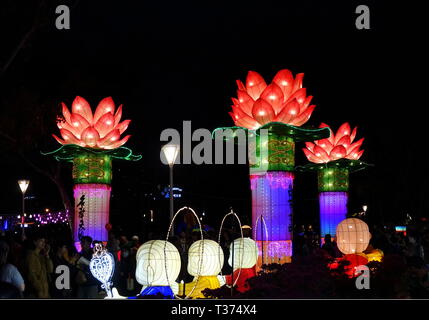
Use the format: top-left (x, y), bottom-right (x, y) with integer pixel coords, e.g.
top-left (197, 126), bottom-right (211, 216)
top-left (18, 179), bottom-right (30, 239)
top-left (161, 144), bottom-right (180, 235)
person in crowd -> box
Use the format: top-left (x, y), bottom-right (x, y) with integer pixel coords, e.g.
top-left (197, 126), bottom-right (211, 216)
top-left (407, 256), bottom-right (429, 298)
top-left (0, 240), bottom-right (25, 295)
top-left (24, 235), bottom-right (53, 298)
top-left (51, 242), bottom-right (79, 298)
top-left (75, 236), bottom-right (99, 298)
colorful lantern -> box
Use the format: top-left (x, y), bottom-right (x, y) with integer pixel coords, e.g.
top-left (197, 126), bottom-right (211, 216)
top-left (89, 243), bottom-right (115, 298)
top-left (181, 239), bottom-right (224, 298)
top-left (135, 240), bottom-right (181, 298)
top-left (225, 237), bottom-right (258, 292)
top-left (364, 248), bottom-right (384, 262)
top-left (43, 96), bottom-right (141, 243)
top-left (300, 122), bottom-right (370, 239)
top-left (215, 69), bottom-right (330, 267)
top-left (336, 218), bottom-right (371, 255)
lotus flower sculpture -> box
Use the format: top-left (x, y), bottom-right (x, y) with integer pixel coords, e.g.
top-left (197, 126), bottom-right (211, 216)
top-left (303, 122), bottom-right (364, 164)
top-left (229, 69), bottom-right (316, 129)
top-left (53, 96), bottom-right (131, 149)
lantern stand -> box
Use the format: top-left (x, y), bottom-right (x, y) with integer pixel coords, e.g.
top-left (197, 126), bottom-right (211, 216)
top-left (165, 206), bottom-right (203, 299)
top-left (217, 210), bottom-right (244, 291)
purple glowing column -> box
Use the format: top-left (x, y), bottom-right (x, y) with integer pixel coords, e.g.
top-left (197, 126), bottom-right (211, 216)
top-left (251, 172), bottom-right (294, 265)
top-left (73, 184), bottom-right (111, 242)
top-left (318, 167), bottom-right (349, 239)
top-left (319, 192), bottom-right (348, 238)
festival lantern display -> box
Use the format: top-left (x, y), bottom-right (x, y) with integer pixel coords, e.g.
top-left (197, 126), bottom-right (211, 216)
top-left (89, 243), bottom-right (115, 298)
top-left (43, 96), bottom-right (141, 243)
top-left (180, 239), bottom-right (224, 298)
top-left (225, 237), bottom-right (258, 292)
top-left (336, 218), bottom-right (371, 255)
top-left (214, 69), bottom-right (330, 265)
top-left (300, 122), bottom-right (370, 239)
top-left (135, 240), bottom-right (181, 298)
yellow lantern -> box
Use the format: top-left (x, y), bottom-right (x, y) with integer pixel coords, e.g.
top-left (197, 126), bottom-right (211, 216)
top-left (336, 218), bottom-right (371, 255)
top-left (228, 237), bottom-right (258, 270)
top-left (364, 248), bottom-right (384, 262)
top-left (181, 239), bottom-right (224, 298)
top-left (135, 240), bottom-right (181, 294)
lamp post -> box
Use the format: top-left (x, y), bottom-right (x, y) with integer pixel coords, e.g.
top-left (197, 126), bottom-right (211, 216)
top-left (161, 144), bottom-right (179, 235)
top-left (18, 180), bottom-right (30, 239)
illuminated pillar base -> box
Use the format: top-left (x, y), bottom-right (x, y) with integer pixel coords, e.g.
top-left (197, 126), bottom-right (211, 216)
top-left (256, 240), bottom-right (292, 268)
top-left (251, 172), bottom-right (294, 268)
top-left (73, 184), bottom-right (111, 242)
top-left (319, 191), bottom-right (348, 239)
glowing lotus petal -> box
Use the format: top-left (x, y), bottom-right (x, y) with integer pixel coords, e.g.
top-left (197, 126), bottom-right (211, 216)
top-left (97, 129), bottom-right (121, 148)
top-left (329, 145), bottom-right (347, 161)
top-left (315, 138), bottom-right (333, 154)
top-left (303, 148), bottom-right (324, 163)
top-left (59, 129), bottom-right (82, 145)
top-left (70, 113), bottom-right (90, 133)
top-left (260, 83), bottom-right (284, 113)
top-left (246, 71), bottom-right (267, 100)
top-left (61, 102), bottom-right (72, 124)
top-left (346, 146), bottom-right (364, 160)
top-left (58, 121), bottom-right (81, 138)
top-left (337, 135), bottom-right (351, 149)
top-left (313, 145), bottom-right (331, 163)
top-left (81, 127), bottom-right (100, 148)
top-left (229, 106), bottom-right (260, 129)
top-left (292, 73), bottom-right (304, 92)
top-left (289, 105), bottom-right (316, 126)
top-left (275, 99), bottom-right (300, 123)
top-left (103, 135), bottom-right (131, 150)
top-left (235, 90), bottom-right (255, 116)
top-left (285, 88), bottom-right (307, 106)
top-left (236, 80), bottom-right (246, 91)
top-left (347, 138), bottom-right (364, 154)
top-left (252, 98), bottom-right (275, 125)
top-left (272, 69), bottom-right (294, 100)
top-left (94, 97), bottom-right (115, 124)
top-left (305, 142), bottom-right (315, 152)
top-left (116, 120), bottom-right (131, 135)
top-left (350, 126), bottom-right (358, 143)
top-left (335, 123), bottom-right (351, 144)
top-left (72, 96), bottom-right (93, 124)
top-left (94, 112), bottom-right (115, 138)
top-left (114, 105), bottom-right (123, 127)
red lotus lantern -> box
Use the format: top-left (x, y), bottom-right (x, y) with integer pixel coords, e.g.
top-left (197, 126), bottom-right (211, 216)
top-left (53, 96), bottom-right (131, 149)
top-left (303, 122), bottom-right (364, 164)
top-left (229, 70), bottom-right (316, 129)
top-left (299, 123), bottom-right (370, 240)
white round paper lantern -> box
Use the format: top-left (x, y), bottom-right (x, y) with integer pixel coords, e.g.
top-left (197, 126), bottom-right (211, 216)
top-left (188, 239), bottom-right (224, 276)
top-left (336, 218), bottom-right (371, 255)
top-left (135, 240), bottom-right (181, 286)
top-left (228, 237), bottom-right (258, 270)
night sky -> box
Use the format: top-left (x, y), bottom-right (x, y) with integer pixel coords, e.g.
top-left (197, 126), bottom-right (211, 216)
top-left (0, 1), bottom-right (425, 235)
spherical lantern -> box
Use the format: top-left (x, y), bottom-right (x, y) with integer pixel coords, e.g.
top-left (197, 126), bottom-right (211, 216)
top-left (188, 239), bottom-right (224, 277)
top-left (135, 240), bottom-right (181, 287)
top-left (228, 238), bottom-right (258, 270)
top-left (336, 218), bottom-right (371, 255)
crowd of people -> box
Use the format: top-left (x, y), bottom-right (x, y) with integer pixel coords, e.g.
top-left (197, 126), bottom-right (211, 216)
top-left (1, 213), bottom-right (429, 299)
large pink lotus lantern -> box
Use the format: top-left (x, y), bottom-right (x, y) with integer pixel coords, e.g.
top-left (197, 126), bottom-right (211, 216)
top-left (229, 70), bottom-right (316, 129)
top-left (53, 96), bottom-right (131, 149)
top-left (303, 122), bottom-right (364, 164)
top-left (44, 96), bottom-right (140, 244)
